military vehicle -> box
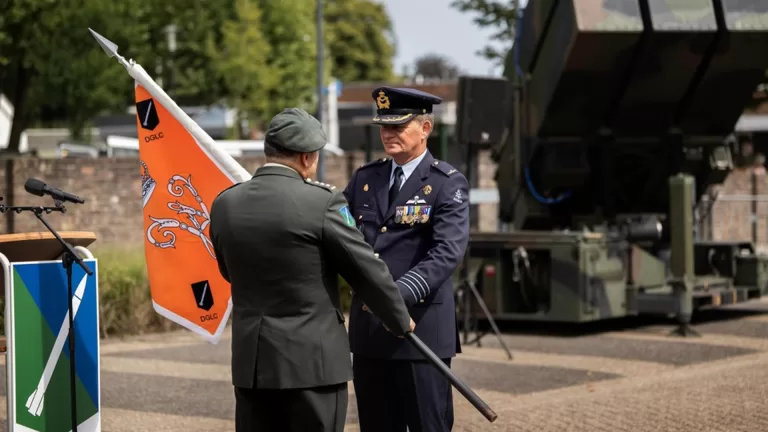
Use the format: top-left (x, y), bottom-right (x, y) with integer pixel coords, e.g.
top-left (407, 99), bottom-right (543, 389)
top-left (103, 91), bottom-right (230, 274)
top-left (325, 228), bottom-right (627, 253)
top-left (455, 0), bottom-right (768, 335)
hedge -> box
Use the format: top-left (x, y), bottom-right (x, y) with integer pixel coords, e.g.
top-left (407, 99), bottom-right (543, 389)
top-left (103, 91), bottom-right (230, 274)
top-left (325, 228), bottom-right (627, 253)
top-left (0, 246), bottom-right (354, 338)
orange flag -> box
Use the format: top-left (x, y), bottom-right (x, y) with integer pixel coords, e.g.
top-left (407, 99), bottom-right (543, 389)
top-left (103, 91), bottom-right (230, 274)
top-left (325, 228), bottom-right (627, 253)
top-left (134, 83), bottom-right (248, 343)
top-left (87, 28), bottom-right (251, 344)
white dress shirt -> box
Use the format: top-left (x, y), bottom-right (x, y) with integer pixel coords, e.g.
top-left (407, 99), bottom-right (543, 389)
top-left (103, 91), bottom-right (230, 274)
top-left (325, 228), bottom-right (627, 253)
top-left (389, 148), bottom-right (427, 189)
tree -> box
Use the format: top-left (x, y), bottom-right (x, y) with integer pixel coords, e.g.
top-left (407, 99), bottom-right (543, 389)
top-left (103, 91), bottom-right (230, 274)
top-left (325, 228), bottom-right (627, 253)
top-left (208, 0), bottom-right (275, 136)
top-left (256, 0), bottom-right (319, 118)
top-left (0, 0), bottom-right (154, 152)
top-left (0, 0), bottom-right (248, 152)
top-left (141, 0), bottom-right (236, 106)
top-left (0, 6), bottom-right (12, 66)
top-left (324, 0), bottom-right (396, 82)
top-left (0, 0), bottom-right (398, 153)
top-left (413, 54), bottom-right (461, 80)
top-left (450, 0), bottom-right (520, 69)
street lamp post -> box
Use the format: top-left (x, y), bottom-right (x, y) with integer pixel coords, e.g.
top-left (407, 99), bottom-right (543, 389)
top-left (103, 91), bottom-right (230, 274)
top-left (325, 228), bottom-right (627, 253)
top-left (316, 0), bottom-right (325, 181)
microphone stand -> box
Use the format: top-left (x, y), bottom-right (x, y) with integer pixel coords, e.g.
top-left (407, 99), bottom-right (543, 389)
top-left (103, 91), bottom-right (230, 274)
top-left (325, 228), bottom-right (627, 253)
top-left (0, 200), bottom-right (93, 432)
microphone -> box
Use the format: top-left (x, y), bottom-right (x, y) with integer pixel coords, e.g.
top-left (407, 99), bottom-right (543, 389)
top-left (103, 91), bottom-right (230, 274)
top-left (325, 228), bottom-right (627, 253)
top-left (24, 178), bottom-right (86, 204)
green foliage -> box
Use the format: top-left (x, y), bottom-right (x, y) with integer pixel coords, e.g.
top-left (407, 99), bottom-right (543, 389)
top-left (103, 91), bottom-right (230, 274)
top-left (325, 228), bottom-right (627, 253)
top-left (0, 0), bottom-right (153, 144)
top-left (208, 0), bottom-right (275, 134)
top-left (0, 0), bottom-right (397, 152)
top-left (91, 246), bottom-right (355, 338)
top-left (0, 247), bottom-right (354, 340)
top-left (145, 1), bottom-right (233, 106)
top-left (90, 246), bottom-right (353, 339)
top-left (325, 0), bottom-right (396, 82)
top-left (256, 0), bottom-right (319, 119)
top-left (0, 247), bottom-right (179, 340)
top-left (91, 246), bottom-right (180, 338)
top-left (450, 0), bottom-right (520, 68)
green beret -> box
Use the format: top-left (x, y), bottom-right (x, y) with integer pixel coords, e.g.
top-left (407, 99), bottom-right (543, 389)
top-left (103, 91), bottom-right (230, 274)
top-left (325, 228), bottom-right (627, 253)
top-left (265, 108), bottom-right (327, 153)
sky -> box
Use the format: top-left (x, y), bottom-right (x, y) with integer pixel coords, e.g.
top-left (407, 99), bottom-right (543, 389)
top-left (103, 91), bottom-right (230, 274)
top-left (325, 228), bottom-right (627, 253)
top-left (377, 0), bottom-right (528, 78)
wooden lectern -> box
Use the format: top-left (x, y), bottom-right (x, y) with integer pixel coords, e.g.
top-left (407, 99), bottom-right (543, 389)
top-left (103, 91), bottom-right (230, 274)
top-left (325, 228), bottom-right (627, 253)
top-left (0, 231), bottom-right (97, 352)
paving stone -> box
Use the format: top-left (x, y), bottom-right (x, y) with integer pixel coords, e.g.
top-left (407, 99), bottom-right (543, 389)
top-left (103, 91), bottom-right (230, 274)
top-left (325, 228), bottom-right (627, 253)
top-left (474, 333), bottom-right (755, 365)
top-left (5, 306), bottom-right (768, 431)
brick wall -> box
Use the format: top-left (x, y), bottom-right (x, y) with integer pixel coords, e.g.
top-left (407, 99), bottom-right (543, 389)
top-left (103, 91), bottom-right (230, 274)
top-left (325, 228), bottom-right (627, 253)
top-left (0, 152), bottom-right (500, 247)
top-left (0, 152), bottom-right (759, 249)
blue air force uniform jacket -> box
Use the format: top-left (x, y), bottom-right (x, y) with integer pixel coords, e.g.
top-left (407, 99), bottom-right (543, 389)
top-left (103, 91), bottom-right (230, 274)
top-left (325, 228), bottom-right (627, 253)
top-left (343, 151), bottom-right (470, 360)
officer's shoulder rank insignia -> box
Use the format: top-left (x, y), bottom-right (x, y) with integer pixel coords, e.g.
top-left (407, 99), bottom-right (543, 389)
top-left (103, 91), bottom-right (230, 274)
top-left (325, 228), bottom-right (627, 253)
top-left (339, 205), bottom-right (355, 227)
top-left (423, 185), bottom-right (432, 195)
top-left (359, 157), bottom-right (389, 170)
top-left (305, 178), bottom-right (336, 191)
top-left (431, 160), bottom-right (460, 177)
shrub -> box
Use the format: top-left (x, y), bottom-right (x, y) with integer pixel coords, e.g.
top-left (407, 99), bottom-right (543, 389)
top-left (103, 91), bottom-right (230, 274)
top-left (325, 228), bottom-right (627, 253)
top-left (0, 245), bottom-right (356, 341)
top-left (93, 246), bottom-right (354, 337)
top-left (0, 245), bottom-right (176, 339)
top-left (91, 246), bottom-right (179, 338)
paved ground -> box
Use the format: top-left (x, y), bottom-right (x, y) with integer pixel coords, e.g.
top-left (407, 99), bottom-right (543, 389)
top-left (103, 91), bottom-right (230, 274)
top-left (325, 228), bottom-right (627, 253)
top-left (4, 301), bottom-right (768, 431)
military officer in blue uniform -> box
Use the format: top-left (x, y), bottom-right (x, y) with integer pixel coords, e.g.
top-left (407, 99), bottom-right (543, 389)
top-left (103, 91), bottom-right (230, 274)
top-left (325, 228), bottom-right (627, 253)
top-left (343, 87), bottom-right (470, 432)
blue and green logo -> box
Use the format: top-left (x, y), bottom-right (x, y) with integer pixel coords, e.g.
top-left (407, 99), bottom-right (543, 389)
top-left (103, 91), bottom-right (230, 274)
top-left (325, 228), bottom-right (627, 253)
top-left (10, 259), bottom-right (100, 431)
top-left (339, 205), bottom-right (355, 227)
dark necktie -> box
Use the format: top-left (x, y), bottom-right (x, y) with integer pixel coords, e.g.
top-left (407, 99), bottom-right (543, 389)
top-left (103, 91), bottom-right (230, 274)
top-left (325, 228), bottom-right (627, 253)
top-left (389, 166), bottom-right (404, 206)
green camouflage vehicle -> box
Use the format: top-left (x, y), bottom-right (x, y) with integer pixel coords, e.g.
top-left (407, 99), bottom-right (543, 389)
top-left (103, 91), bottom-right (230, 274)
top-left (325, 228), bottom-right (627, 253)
top-left (456, 0), bottom-right (768, 335)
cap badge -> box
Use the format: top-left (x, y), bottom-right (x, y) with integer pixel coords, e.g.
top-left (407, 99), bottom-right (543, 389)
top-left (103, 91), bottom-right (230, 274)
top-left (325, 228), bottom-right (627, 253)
top-left (376, 90), bottom-right (390, 110)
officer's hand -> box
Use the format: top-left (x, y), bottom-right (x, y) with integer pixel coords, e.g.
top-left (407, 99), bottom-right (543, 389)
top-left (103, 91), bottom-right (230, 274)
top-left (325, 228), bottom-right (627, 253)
top-left (382, 317), bottom-right (416, 338)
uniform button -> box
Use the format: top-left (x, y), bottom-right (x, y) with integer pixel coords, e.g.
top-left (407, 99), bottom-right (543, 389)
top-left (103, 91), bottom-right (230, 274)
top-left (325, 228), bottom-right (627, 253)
top-left (380, 226), bottom-right (387, 233)
top-left (419, 300), bottom-right (424, 303)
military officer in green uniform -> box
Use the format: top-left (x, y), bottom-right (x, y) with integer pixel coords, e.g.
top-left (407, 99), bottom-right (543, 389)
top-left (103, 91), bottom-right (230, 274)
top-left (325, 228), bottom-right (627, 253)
top-left (209, 108), bottom-right (416, 432)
